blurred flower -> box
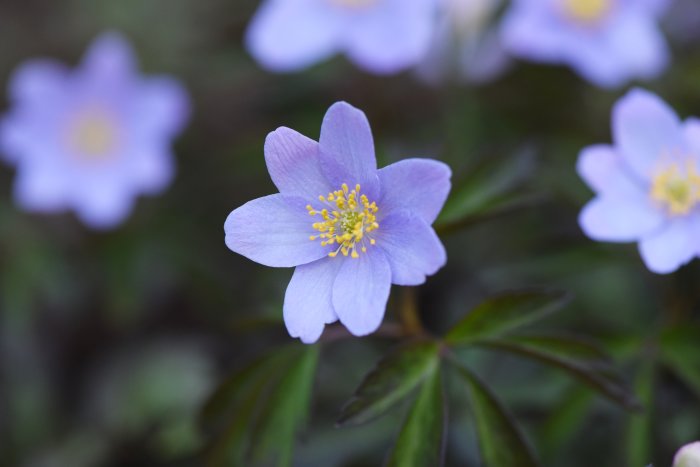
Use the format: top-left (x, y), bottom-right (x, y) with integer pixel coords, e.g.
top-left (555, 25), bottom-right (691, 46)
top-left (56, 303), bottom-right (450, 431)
top-left (499, 0), bottom-right (670, 88)
top-left (416, 0), bottom-right (510, 85)
top-left (674, 442), bottom-right (700, 467)
top-left (0, 32), bottom-right (189, 229)
top-left (578, 88), bottom-right (700, 274)
top-left (245, 0), bottom-right (438, 74)
top-left (225, 102), bottom-right (449, 343)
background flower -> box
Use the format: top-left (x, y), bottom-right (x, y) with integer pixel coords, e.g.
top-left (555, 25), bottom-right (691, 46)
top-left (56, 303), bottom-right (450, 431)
top-left (674, 441), bottom-right (700, 467)
top-left (225, 102), bottom-right (450, 343)
top-left (245, 0), bottom-right (438, 74)
top-left (499, 0), bottom-right (670, 87)
top-left (0, 32), bottom-right (189, 229)
top-left (578, 88), bottom-right (700, 273)
top-left (416, 0), bottom-right (510, 85)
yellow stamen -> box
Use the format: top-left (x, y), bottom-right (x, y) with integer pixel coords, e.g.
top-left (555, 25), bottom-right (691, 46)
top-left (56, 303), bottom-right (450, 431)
top-left (307, 183), bottom-right (379, 259)
top-left (651, 159), bottom-right (700, 216)
top-left (562, 0), bottom-right (611, 23)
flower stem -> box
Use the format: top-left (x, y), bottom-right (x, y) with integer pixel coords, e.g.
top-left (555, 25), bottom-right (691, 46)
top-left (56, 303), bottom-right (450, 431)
top-left (398, 287), bottom-right (426, 337)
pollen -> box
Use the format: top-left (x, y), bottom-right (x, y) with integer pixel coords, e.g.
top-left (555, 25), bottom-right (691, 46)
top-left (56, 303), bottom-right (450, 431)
top-left (308, 183), bottom-right (379, 259)
top-left (67, 105), bottom-right (119, 159)
top-left (651, 159), bottom-right (700, 216)
top-left (562, 0), bottom-right (611, 23)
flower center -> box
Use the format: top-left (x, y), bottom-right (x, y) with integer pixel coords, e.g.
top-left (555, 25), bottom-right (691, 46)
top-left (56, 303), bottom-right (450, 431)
top-left (561, 0), bottom-right (611, 23)
top-left (329, 0), bottom-right (378, 9)
top-left (650, 160), bottom-right (700, 216)
top-left (307, 183), bottom-right (379, 259)
top-left (67, 106), bottom-right (119, 159)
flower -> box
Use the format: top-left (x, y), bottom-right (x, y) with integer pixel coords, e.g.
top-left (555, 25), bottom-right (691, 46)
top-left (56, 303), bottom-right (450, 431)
top-left (245, 0), bottom-right (438, 74)
top-left (674, 442), bottom-right (700, 467)
top-left (224, 102), bottom-right (450, 343)
top-left (0, 32), bottom-right (190, 229)
top-left (578, 88), bottom-right (700, 274)
top-left (417, 0), bottom-right (510, 85)
top-left (499, 0), bottom-right (670, 88)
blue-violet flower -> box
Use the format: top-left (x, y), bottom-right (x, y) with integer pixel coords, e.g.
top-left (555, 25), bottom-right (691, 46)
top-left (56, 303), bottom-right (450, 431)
top-left (0, 32), bottom-right (190, 229)
top-left (246, 0), bottom-right (438, 74)
top-left (578, 89), bottom-right (700, 274)
top-left (225, 102), bottom-right (450, 343)
top-left (499, 0), bottom-right (670, 88)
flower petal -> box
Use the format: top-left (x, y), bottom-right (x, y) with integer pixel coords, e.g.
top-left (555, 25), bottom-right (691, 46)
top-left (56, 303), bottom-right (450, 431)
top-left (639, 218), bottom-right (696, 274)
top-left (71, 182), bottom-right (134, 230)
top-left (319, 102), bottom-right (379, 198)
top-left (13, 166), bottom-right (69, 212)
top-left (344, 0), bottom-right (436, 74)
top-left (81, 32), bottom-right (137, 83)
top-left (224, 194), bottom-right (327, 268)
top-left (576, 145), bottom-right (647, 198)
top-left (606, 13), bottom-right (669, 81)
top-left (579, 196), bottom-right (665, 242)
top-left (333, 250), bottom-right (391, 337)
top-left (683, 118), bottom-right (700, 156)
top-left (245, 0), bottom-right (342, 72)
top-left (284, 258), bottom-right (341, 344)
top-left (378, 158), bottom-right (451, 224)
top-left (376, 211), bottom-right (446, 286)
top-left (612, 88), bottom-right (685, 181)
top-left (8, 59), bottom-right (68, 105)
top-left (264, 127), bottom-right (333, 199)
top-left (132, 76), bottom-right (190, 139)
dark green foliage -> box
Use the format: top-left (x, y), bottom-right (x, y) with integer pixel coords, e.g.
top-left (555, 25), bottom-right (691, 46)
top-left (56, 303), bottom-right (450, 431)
top-left (456, 364), bottom-right (540, 467)
top-left (446, 290), bottom-right (571, 345)
top-left (337, 340), bottom-right (440, 427)
top-left (386, 363), bottom-right (446, 467)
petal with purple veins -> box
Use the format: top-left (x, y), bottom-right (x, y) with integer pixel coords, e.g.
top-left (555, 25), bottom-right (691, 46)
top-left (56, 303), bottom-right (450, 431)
top-left (225, 194), bottom-right (329, 268)
top-left (319, 102), bottom-right (379, 198)
top-left (265, 127), bottom-right (333, 200)
top-left (284, 258), bottom-right (341, 344)
top-left (378, 158), bottom-right (451, 224)
top-left (333, 250), bottom-right (391, 337)
top-left (375, 210), bottom-right (446, 286)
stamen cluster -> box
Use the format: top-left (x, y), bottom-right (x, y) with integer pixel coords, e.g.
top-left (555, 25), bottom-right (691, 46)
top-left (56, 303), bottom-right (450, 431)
top-left (651, 160), bottom-right (700, 216)
top-left (307, 183), bottom-right (379, 258)
top-left (562, 0), bottom-right (611, 23)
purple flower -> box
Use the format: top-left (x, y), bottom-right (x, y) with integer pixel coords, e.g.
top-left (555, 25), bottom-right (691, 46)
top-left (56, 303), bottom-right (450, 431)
top-left (499, 0), bottom-right (670, 88)
top-left (224, 102), bottom-right (450, 343)
top-left (0, 32), bottom-right (190, 229)
top-left (245, 0), bottom-right (438, 74)
top-left (578, 89), bottom-right (700, 274)
top-left (417, 0), bottom-right (510, 85)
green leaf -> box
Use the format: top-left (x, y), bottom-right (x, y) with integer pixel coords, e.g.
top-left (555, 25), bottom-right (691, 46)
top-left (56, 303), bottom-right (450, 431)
top-left (476, 336), bottom-right (640, 410)
top-left (445, 290), bottom-right (570, 346)
top-left (660, 326), bottom-right (700, 398)
top-left (201, 345), bottom-right (319, 467)
top-left (387, 364), bottom-right (446, 467)
top-left (455, 363), bottom-right (540, 467)
top-left (540, 387), bottom-right (594, 458)
top-left (435, 151), bottom-right (536, 232)
top-left (626, 361), bottom-right (655, 467)
top-left (250, 345), bottom-right (319, 466)
top-left (337, 340), bottom-right (440, 427)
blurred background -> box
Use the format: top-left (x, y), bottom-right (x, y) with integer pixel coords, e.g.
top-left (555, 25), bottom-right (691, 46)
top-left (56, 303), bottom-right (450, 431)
top-left (1, 1), bottom-right (700, 466)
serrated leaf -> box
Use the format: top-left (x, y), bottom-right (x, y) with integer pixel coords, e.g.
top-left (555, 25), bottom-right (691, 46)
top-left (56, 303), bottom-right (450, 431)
top-left (660, 326), bottom-right (700, 399)
top-left (337, 340), bottom-right (440, 427)
top-left (455, 364), bottom-right (540, 467)
top-left (476, 337), bottom-right (639, 410)
top-left (386, 364), bottom-right (446, 467)
top-left (445, 290), bottom-right (570, 346)
top-left (250, 345), bottom-right (319, 467)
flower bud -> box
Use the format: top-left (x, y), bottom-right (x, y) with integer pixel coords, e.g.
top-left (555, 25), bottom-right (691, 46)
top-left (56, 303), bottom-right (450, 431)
top-left (674, 442), bottom-right (700, 467)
